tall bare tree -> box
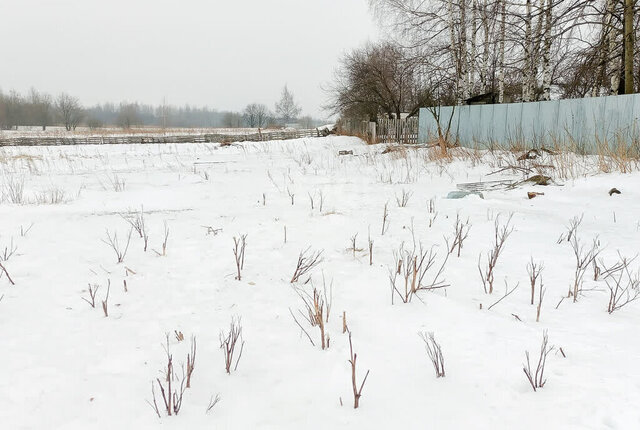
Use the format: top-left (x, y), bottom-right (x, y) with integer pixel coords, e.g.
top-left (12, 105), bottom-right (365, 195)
top-left (327, 41), bottom-right (440, 119)
top-left (56, 93), bottom-right (83, 131)
top-left (275, 85), bottom-right (301, 125)
top-left (243, 103), bottom-right (270, 127)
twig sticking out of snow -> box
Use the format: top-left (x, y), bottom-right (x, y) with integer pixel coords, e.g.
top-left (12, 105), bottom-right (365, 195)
top-left (290, 247), bottom-right (323, 283)
top-left (348, 332), bottom-right (370, 409)
top-left (523, 330), bottom-right (553, 392)
top-left (220, 316), bottom-right (245, 374)
top-left (0, 261), bottom-right (15, 285)
top-left (232, 234), bottom-right (247, 281)
top-left (419, 332), bottom-right (445, 378)
top-left (478, 214), bottom-right (514, 294)
top-left (102, 228), bottom-right (133, 264)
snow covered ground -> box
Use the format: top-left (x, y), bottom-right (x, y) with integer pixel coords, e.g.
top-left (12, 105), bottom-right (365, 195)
top-left (1, 136), bottom-right (639, 429)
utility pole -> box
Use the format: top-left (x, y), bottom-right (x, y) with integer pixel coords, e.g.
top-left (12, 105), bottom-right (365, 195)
top-left (624, 0), bottom-right (634, 94)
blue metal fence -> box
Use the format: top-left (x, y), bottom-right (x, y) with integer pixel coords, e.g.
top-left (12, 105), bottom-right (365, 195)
top-left (418, 94), bottom-right (640, 151)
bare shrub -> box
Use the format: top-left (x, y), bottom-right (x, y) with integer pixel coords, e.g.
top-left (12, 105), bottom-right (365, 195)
top-left (102, 228), bottom-right (133, 264)
top-left (523, 330), bottom-right (553, 392)
top-left (348, 233), bottom-right (361, 258)
top-left (536, 278), bottom-right (546, 322)
top-left (1, 237), bottom-right (17, 262)
top-left (395, 189), bottom-right (413, 207)
top-left (233, 234), bottom-right (247, 281)
top-left (121, 207), bottom-right (149, 252)
top-left (381, 202), bottom-right (389, 235)
top-left (388, 243), bottom-right (449, 304)
top-left (290, 247), bottom-right (323, 283)
top-left (20, 223), bottom-right (34, 237)
top-left (568, 234), bottom-right (600, 302)
top-left (478, 214), bottom-right (514, 294)
top-left (527, 259), bottom-right (544, 305)
top-left (603, 255), bottom-right (640, 313)
top-left (81, 283), bottom-right (100, 308)
top-left (147, 335), bottom-right (187, 417)
top-left (186, 336), bottom-right (196, 388)
top-left (565, 214), bottom-right (582, 243)
top-left (428, 198), bottom-right (438, 228)
top-left (153, 222), bottom-right (170, 257)
top-left (206, 394), bottom-right (221, 414)
top-left (448, 213), bottom-right (471, 257)
top-left (1, 175), bottom-right (25, 204)
top-left (419, 332), bottom-right (445, 377)
top-left (33, 187), bottom-right (67, 205)
top-left (220, 316), bottom-right (245, 374)
top-left (347, 332), bottom-right (370, 409)
top-left (292, 277), bottom-right (332, 349)
top-left (108, 174), bottom-right (126, 192)
top-left (101, 280), bottom-right (111, 317)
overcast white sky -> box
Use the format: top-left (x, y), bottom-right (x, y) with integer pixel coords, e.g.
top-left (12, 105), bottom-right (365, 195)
top-left (0, 0), bottom-right (378, 118)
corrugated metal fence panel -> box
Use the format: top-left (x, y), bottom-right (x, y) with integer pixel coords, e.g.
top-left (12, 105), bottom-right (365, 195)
top-left (419, 94), bottom-right (640, 151)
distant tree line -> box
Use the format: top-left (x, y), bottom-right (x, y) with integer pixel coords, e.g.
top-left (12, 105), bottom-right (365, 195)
top-left (0, 85), bottom-right (323, 130)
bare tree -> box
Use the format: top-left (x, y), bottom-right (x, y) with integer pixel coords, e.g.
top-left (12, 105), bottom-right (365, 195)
top-left (117, 102), bottom-right (141, 129)
top-left (327, 41), bottom-right (437, 120)
top-left (29, 88), bottom-right (52, 130)
top-left (243, 103), bottom-right (271, 128)
top-left (275, 85), bottom-right (301, 124)
top-left (56, 93), bottom-right (83, 131)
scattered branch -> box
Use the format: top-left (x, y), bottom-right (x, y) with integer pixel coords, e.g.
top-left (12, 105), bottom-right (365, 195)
top-left (488, 280), bottom-right (520, 310)
top-left (205, 394), bottom-right (221, 414)
top-left (347, 332), bottom-right (370, 409)
top-left (523, 330), bottom-right (554, 392)
top-left (233, 234), bottom-right (247, 281)
top-left (568, 234), bottom-right (600, 302)
top-left (478, 214), bottom-right (514, 294)
top-left (121, 206), bottom-right (149, 251)
top-left (153, 221), bottom-right (170, 256)
top-left (101, 279), bottom-right (111, 317)
top-left (388, 242), bottom-right (449, 304)
top-left (290, 247), bottom-right (323, 283)
top-left (527, 259), bottom-right (544, 305)
top-left (220, 316), bottom-right (245, 374)
top-left (449, 214), bottom-right (471, 257)
top-left (419, 332), bottom-right (445, 377)
top-left (102, 228), bottom-right (133, 264)
top-left (381, 202), bottom-right (389, 235)
top-left (395, 189), bottom-right (413, 207)
top-left (0, 261), bottom-right (16, 285)
top-left (81, 283), bottom-right (100, 308)
top-left (149, 334), bottom-right (187, 416)
top-left (186, 336), bottom-right (196, 388)
top-left (604, 254), bottom-right (640, 313)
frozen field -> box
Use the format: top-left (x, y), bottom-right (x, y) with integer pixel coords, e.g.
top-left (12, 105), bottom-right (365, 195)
top-left (1, 136), bottom-right (639, 429)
